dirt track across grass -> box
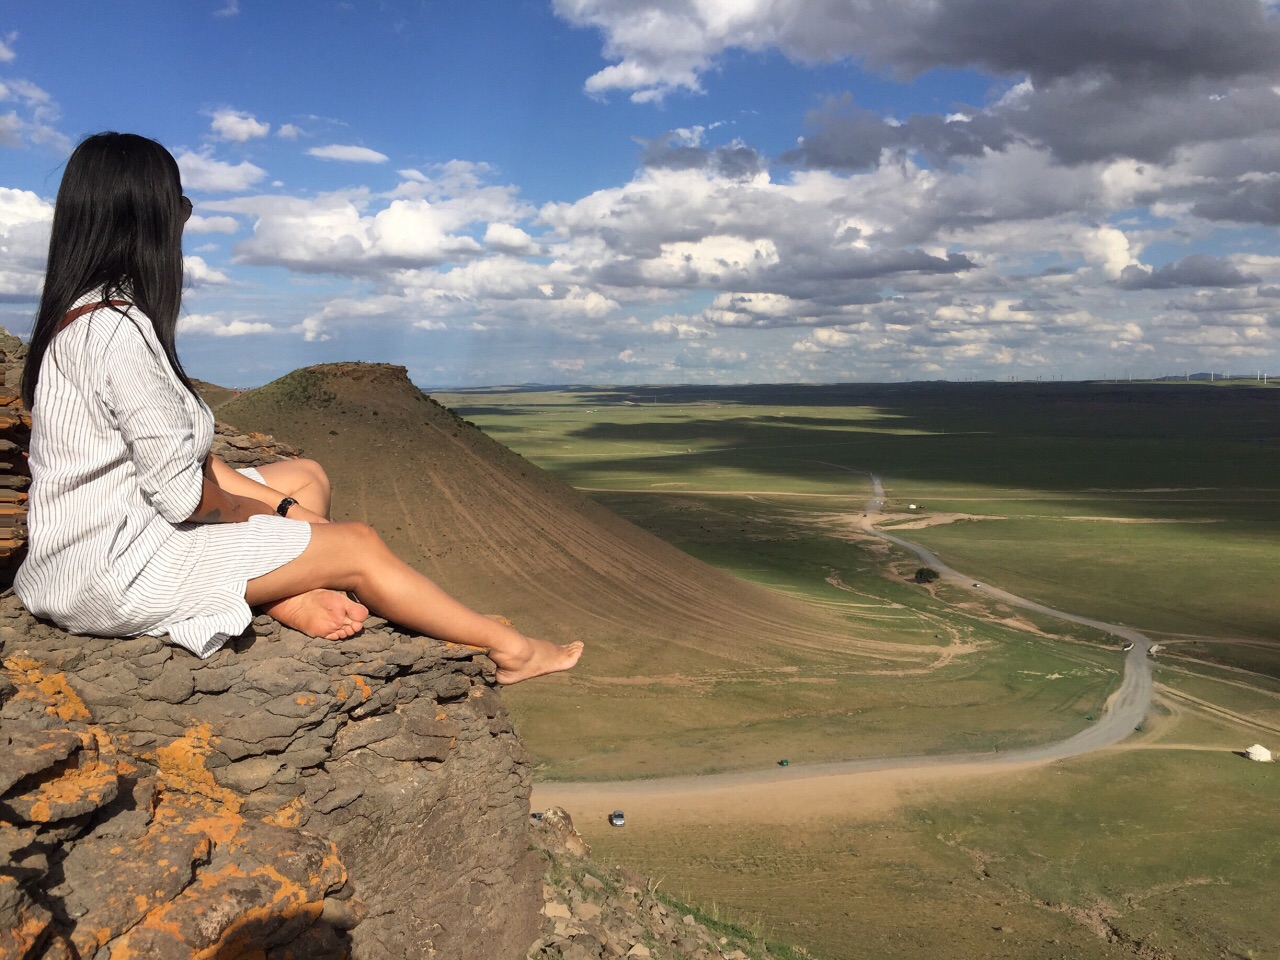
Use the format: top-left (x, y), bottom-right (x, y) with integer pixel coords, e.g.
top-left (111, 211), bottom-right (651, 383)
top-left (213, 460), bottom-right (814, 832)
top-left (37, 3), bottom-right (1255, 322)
top-left (536, 467), bottom-right (1156, 817)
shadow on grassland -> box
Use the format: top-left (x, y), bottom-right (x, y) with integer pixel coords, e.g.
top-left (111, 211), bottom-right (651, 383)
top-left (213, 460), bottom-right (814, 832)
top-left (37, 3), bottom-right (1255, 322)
top-left (504, 382), bottom-right (1280, 501)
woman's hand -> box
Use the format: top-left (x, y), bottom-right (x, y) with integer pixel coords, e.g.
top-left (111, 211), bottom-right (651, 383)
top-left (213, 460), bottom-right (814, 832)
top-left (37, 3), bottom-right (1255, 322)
top-left (274, 500), bottom-right (328, 524)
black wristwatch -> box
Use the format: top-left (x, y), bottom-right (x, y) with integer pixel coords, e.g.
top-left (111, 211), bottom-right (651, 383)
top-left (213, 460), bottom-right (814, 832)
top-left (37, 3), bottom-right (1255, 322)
top-left (276, 497), bottom-right (298, 517)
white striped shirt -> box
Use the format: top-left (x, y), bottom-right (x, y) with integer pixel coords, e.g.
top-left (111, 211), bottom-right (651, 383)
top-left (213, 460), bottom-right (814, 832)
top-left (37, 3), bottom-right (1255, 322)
top-left (15, 292), bottom-right (310, 657)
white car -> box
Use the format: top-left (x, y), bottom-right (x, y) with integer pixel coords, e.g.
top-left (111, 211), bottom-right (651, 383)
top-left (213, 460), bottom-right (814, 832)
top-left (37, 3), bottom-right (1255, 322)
top-left (608, 810), bottom-right (625, 827)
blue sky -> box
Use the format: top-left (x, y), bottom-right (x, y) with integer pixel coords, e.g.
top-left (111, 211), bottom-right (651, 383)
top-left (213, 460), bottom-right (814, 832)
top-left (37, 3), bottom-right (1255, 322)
top-left (4, 1), bottom-right (1280, 387)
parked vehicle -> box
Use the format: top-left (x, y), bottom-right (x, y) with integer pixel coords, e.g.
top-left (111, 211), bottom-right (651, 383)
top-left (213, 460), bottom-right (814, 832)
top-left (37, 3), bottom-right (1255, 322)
top-left (608, 810), bottom-right (625, 827)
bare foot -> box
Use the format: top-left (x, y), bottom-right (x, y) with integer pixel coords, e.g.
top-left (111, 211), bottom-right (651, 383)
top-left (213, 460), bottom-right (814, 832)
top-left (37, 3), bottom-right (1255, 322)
top-left (264, 589), bottom-right (369, 641)
top-left (493, 637), bottom-right (584, 685)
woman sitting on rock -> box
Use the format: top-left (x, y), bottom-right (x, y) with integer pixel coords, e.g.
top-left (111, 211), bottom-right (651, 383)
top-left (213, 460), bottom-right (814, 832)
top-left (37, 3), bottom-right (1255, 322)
top-left (15, 132), bottom-right (582, 683)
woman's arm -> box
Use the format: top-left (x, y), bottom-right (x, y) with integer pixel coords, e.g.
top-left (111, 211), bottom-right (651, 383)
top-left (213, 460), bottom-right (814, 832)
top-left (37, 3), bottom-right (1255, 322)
top-left (96, 315), bottom-right (325, 527)
top-left (187, 456), bottom-right (328, 525)
top-left (186, 458), bottom-right (277, 524)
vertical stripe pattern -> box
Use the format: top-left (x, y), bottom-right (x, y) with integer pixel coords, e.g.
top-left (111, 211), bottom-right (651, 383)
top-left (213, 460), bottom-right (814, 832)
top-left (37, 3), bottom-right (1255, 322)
top-left (14, 293), bottom-right (310, 658)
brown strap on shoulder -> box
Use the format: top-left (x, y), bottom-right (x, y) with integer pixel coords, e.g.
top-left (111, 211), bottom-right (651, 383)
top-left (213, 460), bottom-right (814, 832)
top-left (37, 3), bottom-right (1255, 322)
top-left (57, 299), bottom-right (131, 334)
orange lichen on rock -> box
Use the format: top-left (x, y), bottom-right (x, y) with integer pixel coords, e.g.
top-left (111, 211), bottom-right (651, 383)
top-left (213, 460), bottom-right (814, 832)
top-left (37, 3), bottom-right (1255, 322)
top-left (1, 657), bottom-right (91, 721)
top-left (112, 890), bottom-right (321, 960)
top-left (2, 723), bottom-right (124, 824)
top-left (158, 789), bottom-right (243, 846)
top-left (35, 672), bottom-right (91, 722)
top-left (109, 820), bottom-right (349, 960)
top-left (14, 756), bottom-right (119, 824)
top-left (61, 806), bottom-right (214, 958)
top-left (154, 724), bottom-right (242, 814)
top-left (0, 874), bottom-right (52, 959)
top-left (333, 672), bottom-right (372, 705)
top-left (264, 795), bottom-right (307, 829)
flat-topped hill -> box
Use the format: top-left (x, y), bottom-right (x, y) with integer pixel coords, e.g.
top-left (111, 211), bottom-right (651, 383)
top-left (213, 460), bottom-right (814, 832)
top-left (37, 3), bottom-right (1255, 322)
top-left (217, 363), bottom-right (854, 681)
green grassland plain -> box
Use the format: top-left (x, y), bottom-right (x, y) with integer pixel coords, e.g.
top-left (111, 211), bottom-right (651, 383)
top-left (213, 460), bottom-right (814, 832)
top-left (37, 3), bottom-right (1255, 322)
top-left (439, 380), bottom-right (1280, 959)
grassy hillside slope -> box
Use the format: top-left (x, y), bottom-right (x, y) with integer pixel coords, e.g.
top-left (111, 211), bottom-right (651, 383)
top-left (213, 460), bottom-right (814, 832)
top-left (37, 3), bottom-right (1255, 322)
top-left (220, 364), bottom-right (859, 664)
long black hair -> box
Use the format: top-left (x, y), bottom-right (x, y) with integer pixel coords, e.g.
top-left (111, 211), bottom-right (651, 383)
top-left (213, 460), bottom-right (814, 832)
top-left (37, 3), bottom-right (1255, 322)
top-left (22, 131), bottom-right (194, 408)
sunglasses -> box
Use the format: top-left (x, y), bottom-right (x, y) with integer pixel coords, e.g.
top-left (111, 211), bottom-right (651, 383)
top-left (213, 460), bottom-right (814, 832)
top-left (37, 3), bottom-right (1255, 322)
top-left (180, 195), bottom-right (193, 222)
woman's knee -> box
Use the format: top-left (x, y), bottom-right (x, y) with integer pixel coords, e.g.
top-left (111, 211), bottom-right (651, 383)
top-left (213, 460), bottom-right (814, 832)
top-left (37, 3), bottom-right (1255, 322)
top-left (332, 520), bottom-right (386, 556)
top-left (296, 458), bottom-right (331, 496)
top-left (322, 521), bottom-right (390, 592)
top-left (258, 458), bottom-right (329, 496)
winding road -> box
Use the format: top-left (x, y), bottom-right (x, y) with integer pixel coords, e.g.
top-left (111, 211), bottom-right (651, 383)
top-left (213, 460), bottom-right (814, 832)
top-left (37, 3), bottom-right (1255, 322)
top-left (852, 469), bottom-right (1154, 763)
top-left (534, 468), bottom-right (1155, 807)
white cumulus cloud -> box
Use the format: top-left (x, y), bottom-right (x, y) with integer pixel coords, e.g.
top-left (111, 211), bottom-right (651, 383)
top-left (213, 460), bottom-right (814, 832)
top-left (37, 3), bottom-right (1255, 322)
top-left (484, 222), bottom-right (540, 255)
top-left (183, 255), bottom-right (232, 287)
top-left (185, 213), bottom-right (240, 234)
top-left (201, 165), bottom-right (534, 276)
top-left (177, 151), bottom-right (268, 192)
top-left (308, 144), bottom-right (389, 163)
top-left (210, 109), bottom-right (270, 142)
top-left (0, 75), bottom-right (69, 151)
top-left (179, 313), bottom-right (272, 336)
top-left (0, 187), bottom-right (53, 298)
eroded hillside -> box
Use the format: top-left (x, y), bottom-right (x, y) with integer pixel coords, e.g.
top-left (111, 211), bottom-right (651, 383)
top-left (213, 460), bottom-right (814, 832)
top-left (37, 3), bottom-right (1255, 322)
top-left (219, 364), bottom-right (859, 676)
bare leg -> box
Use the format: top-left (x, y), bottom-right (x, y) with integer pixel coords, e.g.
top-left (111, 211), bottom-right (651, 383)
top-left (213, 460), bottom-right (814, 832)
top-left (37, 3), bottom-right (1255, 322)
top-left (254, 459), bottom-right (332, 519)
top-left (245, 522), bottom-right (583, 683)
top-left (251, 460), bottom-right (364, 637)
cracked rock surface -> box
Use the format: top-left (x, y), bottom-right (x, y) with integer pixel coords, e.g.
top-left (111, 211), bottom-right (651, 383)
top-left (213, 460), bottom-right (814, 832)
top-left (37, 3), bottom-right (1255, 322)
top-left (0, 330), bottom-right (29, 586)
top-left (0, 597), bottom-right (543, 959)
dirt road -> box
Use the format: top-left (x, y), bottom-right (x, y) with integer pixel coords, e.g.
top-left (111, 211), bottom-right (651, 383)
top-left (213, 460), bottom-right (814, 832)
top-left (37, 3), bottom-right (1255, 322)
top-left (856, 470), bottom-right (1153, 758)
top-left (533, 468), bottom-right (1153, 819)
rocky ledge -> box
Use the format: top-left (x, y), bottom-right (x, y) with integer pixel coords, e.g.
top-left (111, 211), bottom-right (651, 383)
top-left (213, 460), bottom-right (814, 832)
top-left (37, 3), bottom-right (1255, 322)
top-left (0, 596), bottom-right (543, 959)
